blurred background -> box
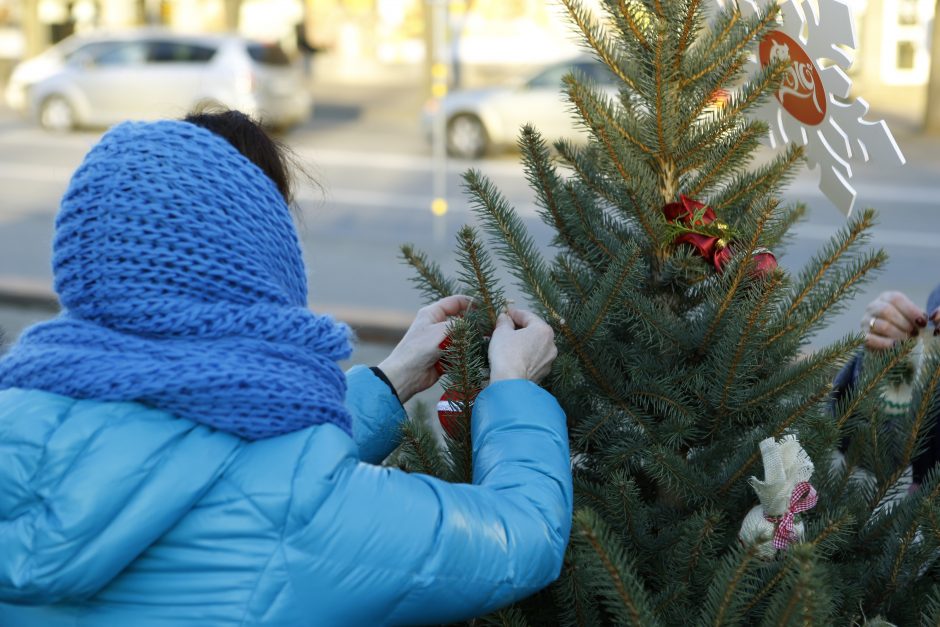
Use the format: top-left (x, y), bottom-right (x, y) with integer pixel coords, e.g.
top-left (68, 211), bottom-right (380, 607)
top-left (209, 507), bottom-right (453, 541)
top-left (0, 0), bottom-right (938, 374)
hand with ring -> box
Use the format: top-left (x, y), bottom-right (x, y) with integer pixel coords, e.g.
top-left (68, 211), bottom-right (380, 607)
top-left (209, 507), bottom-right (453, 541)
top-left (861, 291), bottom-right (929, 351)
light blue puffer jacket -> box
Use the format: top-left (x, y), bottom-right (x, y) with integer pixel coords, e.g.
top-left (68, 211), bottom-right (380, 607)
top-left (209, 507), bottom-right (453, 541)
top-left (0, 365), bottom-right (572, 626)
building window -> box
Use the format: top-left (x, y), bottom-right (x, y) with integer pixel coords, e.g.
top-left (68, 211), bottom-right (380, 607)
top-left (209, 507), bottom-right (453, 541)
top-left (881, 0), bottom-right (935, 84)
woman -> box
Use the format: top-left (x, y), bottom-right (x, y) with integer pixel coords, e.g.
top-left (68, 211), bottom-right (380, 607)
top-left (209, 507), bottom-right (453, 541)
top-left (0, 112), bottom-right (572, 625)
top-left (832, 288), bottom-right (940, 487)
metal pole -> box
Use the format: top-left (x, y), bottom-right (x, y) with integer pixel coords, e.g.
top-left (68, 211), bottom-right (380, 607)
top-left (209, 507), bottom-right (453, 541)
top-left (429, 0), bottom-right (449, 247)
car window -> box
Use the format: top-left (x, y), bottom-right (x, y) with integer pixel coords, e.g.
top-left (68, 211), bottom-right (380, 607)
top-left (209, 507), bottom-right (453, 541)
top-left (246, 43), bottom-right (291, 66)
top-left (64, 41), bottom-right (120, 64)
top-left (94, 41), bottom-right (147, 66)
top-left (576, 62), bottom-right (619, 86)
top-left (147, 41), bottom-right (217, 63)
top-left (526, 64), bottom-right (572, 89)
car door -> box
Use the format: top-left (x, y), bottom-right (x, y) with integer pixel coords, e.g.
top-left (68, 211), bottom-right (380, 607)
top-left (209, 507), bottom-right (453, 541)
top-left (75, 40), bottom-right (150, 123)
top-left (490, 62), bottom-right (586, 144)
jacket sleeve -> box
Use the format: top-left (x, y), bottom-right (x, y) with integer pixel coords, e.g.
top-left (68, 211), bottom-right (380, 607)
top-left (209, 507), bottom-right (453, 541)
top-left (345, 364), bottom-right (407, 464)
top-left (286, 379), bottom-right (573, 626)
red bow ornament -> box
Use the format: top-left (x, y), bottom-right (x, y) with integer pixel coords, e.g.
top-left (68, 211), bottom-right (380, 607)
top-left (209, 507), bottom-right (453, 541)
top-left (663, 195), bottom-right (778, 278)
top-left (765, 481), bottom-right (818, 550)
top-left (663, 195), bottom-right (733, 273)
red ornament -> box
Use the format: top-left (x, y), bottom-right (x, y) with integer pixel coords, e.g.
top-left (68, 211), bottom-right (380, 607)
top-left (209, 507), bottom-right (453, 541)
top-left (664, 195), bottom-right (730, 273)
top-left (664, 195), bottom-right (776, 278)
top-left (433, 336), bottom-right (452, 376)
top-left (437, 388), bottom-right (477, 438)
top-left (663, 194), bottom-right (717, 227)
top-left (751, 248), bottom-right (778, 279)
top-left (713, 243), bottom-right (733, 273)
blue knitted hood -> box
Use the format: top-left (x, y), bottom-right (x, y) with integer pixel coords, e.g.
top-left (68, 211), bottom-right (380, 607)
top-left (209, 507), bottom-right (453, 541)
top-left (0, 120), bottom-right (353, 439)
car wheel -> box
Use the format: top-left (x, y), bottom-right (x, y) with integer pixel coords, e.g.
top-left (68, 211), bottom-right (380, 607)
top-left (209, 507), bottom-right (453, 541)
top-left (39, 95), bottom-right (76, 133)
top-left (447, 114), bottom-right (488, 159)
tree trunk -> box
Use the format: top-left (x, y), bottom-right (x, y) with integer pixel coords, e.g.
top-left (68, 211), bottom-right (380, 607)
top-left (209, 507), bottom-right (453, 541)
top-left (926, 0), bottom-right (940, 133)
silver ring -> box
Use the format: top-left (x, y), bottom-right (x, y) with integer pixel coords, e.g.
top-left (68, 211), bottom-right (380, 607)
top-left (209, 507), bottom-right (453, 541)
top-left (869, 317), bottom-right (877, 331)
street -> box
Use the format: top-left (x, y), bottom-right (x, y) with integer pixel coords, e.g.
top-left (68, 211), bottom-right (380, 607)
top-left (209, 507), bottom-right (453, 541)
top-left (1, 79), bottom-right (939, 352)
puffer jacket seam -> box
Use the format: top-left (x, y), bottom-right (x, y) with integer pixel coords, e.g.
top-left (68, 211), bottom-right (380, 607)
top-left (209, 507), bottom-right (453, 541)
top-left (237, 429), bottom-right (320, 625)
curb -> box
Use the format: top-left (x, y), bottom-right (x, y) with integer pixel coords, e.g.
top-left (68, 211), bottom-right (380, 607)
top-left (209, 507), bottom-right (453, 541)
top-left (0, 277), bottom-right (408, 345)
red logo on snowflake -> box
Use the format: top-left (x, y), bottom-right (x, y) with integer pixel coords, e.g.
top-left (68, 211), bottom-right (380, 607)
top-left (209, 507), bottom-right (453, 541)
top-left (759, 31), bottom-right (827, 126)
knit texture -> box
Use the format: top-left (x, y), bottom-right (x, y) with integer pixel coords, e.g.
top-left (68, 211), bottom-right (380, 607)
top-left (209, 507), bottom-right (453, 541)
top-left (0, 120), bottom-right (354, 439)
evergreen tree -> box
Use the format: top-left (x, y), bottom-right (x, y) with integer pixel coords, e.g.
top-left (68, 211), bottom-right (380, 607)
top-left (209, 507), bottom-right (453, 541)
top-left (395, 0), bottom-right (940, 623)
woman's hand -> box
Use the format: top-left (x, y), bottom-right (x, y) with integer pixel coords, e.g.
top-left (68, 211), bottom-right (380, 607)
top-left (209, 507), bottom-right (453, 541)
top-left (488, 308), bottom-right (557, 384)
top-left (861, 291), bottom-right (927, 350)
top-left (378, 295), bottom-right (472, 404)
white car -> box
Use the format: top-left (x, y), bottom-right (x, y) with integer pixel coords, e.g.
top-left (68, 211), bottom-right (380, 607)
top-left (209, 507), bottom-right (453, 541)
top-left (424, 57), bottom-right (620, 159)
top-left (5, 29), bottom-right (311, 132)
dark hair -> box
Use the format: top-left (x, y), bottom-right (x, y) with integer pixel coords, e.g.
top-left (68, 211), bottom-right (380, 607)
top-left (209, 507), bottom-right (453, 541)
top-left (184, 108), bottom-right (294, 204)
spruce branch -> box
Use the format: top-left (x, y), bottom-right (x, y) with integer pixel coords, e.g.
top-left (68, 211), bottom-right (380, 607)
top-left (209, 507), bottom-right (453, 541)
top-left (806, 511), bottom-right (857, 554)
top-left (676, 53), bottom-right (748, 139)
top-left (606, 472), bottom-right (650, 549)
top-left (716, 272), bottom-right (784, 415)
top-left (681, 3), bottom-right (779, 87)
top-left (899, 353), bottom-right (940, 471)
top-left (396, 418), bottom-right (451, 478)
top-left (686, 122), bottom-right (764, 198)
top-left (923, 585), bottom-right (940, 626)
top-left (696, 543), bottom-right (761, 626)
top-left (834, 343), bottom-right (916, 429)
top-left (743, 338), bottom-right (861, 411)
top-left (400, 244), bottom-right (457, 303)
top-left (520, 126), bottom-right (595, 264)
top-left (696, 9), bottom-right (740, 63)
top-left (758, 547), bottom-right (833, 626)
top-left (555, 553), bottom-right (605, 627)
top-left (563, 76), bottom-right (655, 157)
top-left (455, 225), bottom-right (505, 329)
top-left (482, 607), bottom-right (530, 627)
top-left (762, 202), bottom-right (807, 249)
top-left (743, 559), bottom-right (793, 615)
top-left (555, 254), bottom-right (592, 303)
top-left (686, 61), bottom-right (791, 158)
top-left (556, 141), bottom-right (645, 241)
top-left (769, 250), bottom-right (886, 346)
top-left (571, 243), bottom-right (643, 343)
top-left (571, 508), bottom-right (661, 626)
top-left (561, 0), bottom-right (640, 91)
top-left (654, 28), bottom-right (670, 160)
top-left (438, 317), bottom-right (487, 483)
top-left (700, 195), bottom-right (777, 348)
top-left (781, 208), bottom-right (877, 321)
top-left (563, 87), bottom-right (663, 250)
top-left (711, 144), bottom-right (803, 214)
top-left (566, 183), bottom-right (618, 262)
top-left (463, 169), bottom-right (564, 321)
top-left (719, 387), bottom-right (830, 495)
top-left (676, 0), bottom-right (702, 70)
top-left (612, 0), bottom-right (653, 51)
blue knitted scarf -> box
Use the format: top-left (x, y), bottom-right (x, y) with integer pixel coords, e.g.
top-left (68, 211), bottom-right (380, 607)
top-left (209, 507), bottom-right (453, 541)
top-left (0, 120), bottom-right (354, 440)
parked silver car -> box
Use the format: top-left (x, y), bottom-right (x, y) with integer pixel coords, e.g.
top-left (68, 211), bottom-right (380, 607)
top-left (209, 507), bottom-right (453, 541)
top-left (423, 57), bottom-right (620, 159)
top-left (5, 30), bottom-right (310, 132)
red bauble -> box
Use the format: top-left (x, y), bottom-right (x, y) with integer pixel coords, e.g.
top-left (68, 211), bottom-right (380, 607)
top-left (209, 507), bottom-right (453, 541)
top-left (437, 388), bottom-right (477, 438)
top-left (433, 336), bottom-right (452, 376)
top-left (752, 248), bottom-right (778, 279)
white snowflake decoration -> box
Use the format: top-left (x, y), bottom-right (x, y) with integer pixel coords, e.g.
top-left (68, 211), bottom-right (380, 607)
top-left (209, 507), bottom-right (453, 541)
top-left (717, 0), bottom-right (906, 215)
